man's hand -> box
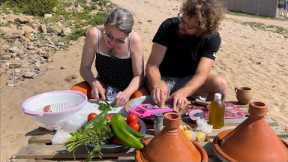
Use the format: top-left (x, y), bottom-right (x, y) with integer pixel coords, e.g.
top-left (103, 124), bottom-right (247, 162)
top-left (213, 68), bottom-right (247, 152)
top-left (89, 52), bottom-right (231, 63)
top-left (114, 91), bottom-right (131, 107)
top-left (170, 89), bottom-right (189, 111)
top-left (151, 82), bottom-right (168, 107)
top-left (91, 80), bottom-right (106, 101)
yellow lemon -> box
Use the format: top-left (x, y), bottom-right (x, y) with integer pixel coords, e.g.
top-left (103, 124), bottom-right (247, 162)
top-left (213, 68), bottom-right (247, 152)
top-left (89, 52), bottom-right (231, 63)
top-left (196, 132), bottom-right (206, 142)
top-left (183, 130), bottom-right (193, 141)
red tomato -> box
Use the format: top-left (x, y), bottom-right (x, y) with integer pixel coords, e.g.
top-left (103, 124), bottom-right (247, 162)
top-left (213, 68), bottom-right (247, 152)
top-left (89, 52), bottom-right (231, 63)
top-left (43, 105), bottom-right (52, 112)
top-left (127, 112), bottom-right (139, 124)
top-left (87, 113), bottom-right (97, 121)
top-left (129, 122), bottom-right (140, 132)
top-left (106, 114), bottom-right (113, 122)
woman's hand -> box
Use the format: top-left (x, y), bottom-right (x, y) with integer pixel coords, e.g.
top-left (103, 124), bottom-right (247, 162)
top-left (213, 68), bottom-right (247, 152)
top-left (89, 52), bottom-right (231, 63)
top-left (114, 91), bottom-right (131, 107)
top-left (91, 80), bottom-right (106, 101)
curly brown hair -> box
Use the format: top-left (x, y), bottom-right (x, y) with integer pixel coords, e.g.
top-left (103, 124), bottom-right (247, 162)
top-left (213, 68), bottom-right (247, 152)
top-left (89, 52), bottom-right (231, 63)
top-left (181, 0), bottom-right (225, 36)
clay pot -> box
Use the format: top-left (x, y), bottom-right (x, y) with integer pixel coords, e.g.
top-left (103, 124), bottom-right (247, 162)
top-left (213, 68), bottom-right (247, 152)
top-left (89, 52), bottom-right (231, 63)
top-left (235, 87), bottom-right (252, 105)
top-left (135, 112), bottom-right (208, 162)
top-left (71, 81), bottom-right (92, 99)
top-left (213, 101), bottom-right (288, 162)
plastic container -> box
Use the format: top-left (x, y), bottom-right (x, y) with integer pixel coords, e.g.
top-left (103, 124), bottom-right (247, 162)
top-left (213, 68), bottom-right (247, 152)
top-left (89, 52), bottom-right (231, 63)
top-left (22, 90), bottom-right (88, 130)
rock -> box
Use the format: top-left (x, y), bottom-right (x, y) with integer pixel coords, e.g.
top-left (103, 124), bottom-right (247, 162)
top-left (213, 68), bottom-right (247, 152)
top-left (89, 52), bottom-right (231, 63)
top-left (9, 62), bottom-right (21, 69)
top-left (36, 48), bottom-right (45, 54)
top-left (61, 27), bottom-right (72, 36)
top-left (57, 42), bottom-right (65, 47)
top-left (74, 4), bottom-right (84, 13)
top-left (85, 0), bottom-right (92, 7)
top-left (15, 68), bottom-right (21, 73)
top-left (24, 33), bottom-right (33, 40)
top-left (0, 64), bottom-right (6, 73)
top-left (35, 61), bottom-right (41, 67)
top-left (60, 66), bottom-right (65, 70)
top-left (0, 39), bottom-right (9, 51)
top-left (14, 15), bottom-right (33, 24)
top-left (27, 44), bottom-right (35, 50)
top-left (64, 6), bottom-right (74, 13)
top-left (0, 54), bottom-right (11, 61)
top-left (44, 14), bottom-right (53, 19)
top-left (9, 46), bottom-right (21, 53)
top-left (31, 22), bottom-right (41, 30)
top-left (23, 71), bottom-right (35, 78)
top-left (0, 18), bottom-right (8, 26)
top-left (4, 14), bottom-right (15, 23)
top-left (40, 52), bottom-right (50, 59)
top-left (39, 24), bottom-right (47, 33)
top-left (23, 26), bottom-right (34, 34)
top-left (48, 44), bottom-right (57, 49)
top-left (59, 15), bottom-right (65, 21)
top-left (48, 58), bottom-right (53, 62)
top-left (0, 25), bottom-right (24, 39)
top-left (47, 23), bottom-right (62, 34)
top-left (9, 40), bottom-right (25, 55)
top-left (7, 79), bottom-right (16, 87)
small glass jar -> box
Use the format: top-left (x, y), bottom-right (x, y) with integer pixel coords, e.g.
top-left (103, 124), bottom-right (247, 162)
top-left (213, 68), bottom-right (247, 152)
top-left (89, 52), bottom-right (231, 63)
top-left (106, 86), bottom-right (118, 103)
top-left (154, 114), bottom-right (164, 135)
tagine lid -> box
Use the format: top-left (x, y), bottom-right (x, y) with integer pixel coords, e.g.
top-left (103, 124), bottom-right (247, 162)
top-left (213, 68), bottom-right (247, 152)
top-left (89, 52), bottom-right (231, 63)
top-left (136, 112), bottom-right (208, 162)
top-left (213, 101), bottom-right (288, 162)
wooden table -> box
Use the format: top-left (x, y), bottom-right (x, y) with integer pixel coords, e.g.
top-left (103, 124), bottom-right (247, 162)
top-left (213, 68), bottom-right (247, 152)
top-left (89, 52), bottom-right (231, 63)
top-left (11, 111), bottom-right (288, 162)
top-left (10, 127), bottom-right (135, 162)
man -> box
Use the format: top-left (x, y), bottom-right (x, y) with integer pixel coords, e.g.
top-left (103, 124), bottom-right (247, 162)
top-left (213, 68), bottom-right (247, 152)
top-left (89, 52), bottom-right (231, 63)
top-left (146, 0), bottom-right (228, 109)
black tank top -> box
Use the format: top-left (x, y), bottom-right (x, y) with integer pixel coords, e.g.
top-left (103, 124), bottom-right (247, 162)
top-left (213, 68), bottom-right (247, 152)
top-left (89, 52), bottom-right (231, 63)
top-left (95, 31), bottom-right (133, 90)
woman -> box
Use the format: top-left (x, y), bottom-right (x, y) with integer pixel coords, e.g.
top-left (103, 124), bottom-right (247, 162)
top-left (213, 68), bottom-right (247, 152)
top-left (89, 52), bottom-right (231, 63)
top-left (77, 8), bottom-right (144, 106)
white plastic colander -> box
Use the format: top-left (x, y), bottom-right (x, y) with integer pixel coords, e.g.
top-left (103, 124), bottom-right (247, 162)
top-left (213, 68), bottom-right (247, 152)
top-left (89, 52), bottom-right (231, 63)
top-left (22, 90), bottom-right (87, 130)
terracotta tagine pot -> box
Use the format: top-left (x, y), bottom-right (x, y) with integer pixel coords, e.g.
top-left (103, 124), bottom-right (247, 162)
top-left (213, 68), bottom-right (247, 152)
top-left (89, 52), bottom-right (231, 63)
top-left (135, 112), bottom-right (208, 162)
top-left (213, 101), bottom-right (288, 162)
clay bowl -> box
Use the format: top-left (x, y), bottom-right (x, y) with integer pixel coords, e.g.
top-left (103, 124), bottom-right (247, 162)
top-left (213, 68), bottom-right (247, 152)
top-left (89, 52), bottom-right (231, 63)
top-left (135, 138), bottom-right (208, 162)
top-left (212, 129), bottom-right (288, 162)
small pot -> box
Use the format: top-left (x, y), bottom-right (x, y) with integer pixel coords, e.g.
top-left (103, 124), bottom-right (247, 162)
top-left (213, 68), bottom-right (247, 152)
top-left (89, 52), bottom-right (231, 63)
top-left (235, 87), bottom-right (252, 105)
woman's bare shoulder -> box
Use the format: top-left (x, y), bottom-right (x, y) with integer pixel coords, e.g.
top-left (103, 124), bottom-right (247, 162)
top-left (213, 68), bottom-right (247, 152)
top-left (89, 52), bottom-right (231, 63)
top-left (86, 27), bottom-right (101, 38)
top-left (130, 31), bottom-right (142, 44)
top-left (129, 32), bottom-right (143, 58)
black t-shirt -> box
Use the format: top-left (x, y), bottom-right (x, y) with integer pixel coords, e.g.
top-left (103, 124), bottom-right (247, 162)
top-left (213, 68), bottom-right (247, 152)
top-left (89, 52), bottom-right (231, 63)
top-left (153, 17), bottom-right (221, 78)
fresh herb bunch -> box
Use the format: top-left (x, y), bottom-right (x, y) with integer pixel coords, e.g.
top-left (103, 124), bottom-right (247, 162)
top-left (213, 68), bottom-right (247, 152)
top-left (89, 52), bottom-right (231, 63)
top-left (65, 101), bottom-right (112, 161)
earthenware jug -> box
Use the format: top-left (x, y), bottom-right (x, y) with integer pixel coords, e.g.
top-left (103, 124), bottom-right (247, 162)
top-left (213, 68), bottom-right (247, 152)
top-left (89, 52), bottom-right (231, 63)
top-left (135, 112), bottom-right (208, 162)
top-left (235, 87), bottom-right (252, 105)
top-left (213, 101), bottom-right (288, 162)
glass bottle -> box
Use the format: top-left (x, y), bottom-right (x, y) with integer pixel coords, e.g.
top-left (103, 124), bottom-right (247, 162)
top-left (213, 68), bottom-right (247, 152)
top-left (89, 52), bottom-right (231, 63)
top-left (208, 93), bottom-right (225, 129)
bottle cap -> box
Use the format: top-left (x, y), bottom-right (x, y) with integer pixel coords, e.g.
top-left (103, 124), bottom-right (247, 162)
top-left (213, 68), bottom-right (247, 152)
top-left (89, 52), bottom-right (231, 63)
top-left (214, 93), bottom-right (222, 101)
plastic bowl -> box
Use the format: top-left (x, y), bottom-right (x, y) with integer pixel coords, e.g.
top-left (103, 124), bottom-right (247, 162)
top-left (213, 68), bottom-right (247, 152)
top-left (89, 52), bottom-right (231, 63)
top-left (22, 90), bottom-right (87, 130)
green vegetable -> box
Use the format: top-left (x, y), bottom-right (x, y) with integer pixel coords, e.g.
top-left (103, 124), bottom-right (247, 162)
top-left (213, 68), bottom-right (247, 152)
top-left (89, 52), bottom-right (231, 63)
top-left (111, 114), bottom-right (144, 149)
top-left (65, 101), bottom-right (113, 161)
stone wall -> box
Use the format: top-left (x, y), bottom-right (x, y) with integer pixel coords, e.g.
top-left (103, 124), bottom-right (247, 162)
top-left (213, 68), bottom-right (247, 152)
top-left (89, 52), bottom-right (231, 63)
top-left (223, 0), bottom-right (278, 17)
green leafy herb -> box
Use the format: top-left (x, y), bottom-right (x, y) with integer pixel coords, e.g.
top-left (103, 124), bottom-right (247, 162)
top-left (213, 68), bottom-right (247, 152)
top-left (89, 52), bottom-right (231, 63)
top-left (65, 102), bottom-right (113, 161)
